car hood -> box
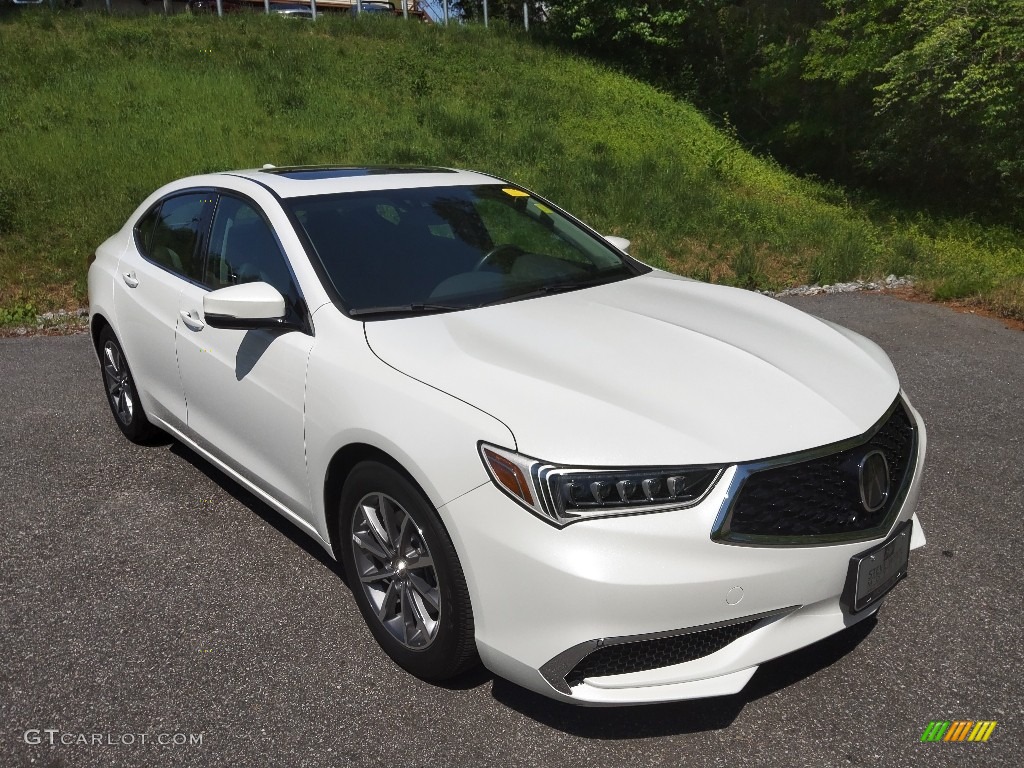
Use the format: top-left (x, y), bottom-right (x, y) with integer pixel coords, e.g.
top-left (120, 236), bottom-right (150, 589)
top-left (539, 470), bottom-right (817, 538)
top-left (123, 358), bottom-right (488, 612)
top-left (363, 271), bottom-right (899, 466)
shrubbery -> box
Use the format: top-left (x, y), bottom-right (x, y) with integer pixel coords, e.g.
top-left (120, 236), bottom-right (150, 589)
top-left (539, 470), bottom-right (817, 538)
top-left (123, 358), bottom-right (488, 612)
top-left (544, 0), bottom-right (1024, 223)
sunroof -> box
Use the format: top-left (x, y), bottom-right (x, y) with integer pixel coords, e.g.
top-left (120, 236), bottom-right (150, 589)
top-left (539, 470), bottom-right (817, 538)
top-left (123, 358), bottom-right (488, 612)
top-left (259, 166), bottom-right (455, 180)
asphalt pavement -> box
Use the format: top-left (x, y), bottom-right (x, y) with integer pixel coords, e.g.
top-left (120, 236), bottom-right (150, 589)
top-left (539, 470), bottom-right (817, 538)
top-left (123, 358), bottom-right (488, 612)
top-left (1, 292), bottom-right (1020, 767)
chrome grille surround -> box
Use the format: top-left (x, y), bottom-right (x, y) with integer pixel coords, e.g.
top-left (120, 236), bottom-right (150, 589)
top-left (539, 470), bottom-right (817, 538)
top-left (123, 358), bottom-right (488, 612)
top-left (712, 396), bottom-right (919, 547)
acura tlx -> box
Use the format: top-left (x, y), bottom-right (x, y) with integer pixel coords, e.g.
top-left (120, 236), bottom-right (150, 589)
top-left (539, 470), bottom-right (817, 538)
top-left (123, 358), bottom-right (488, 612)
top-left (88, 166), bottom-right (926, 705)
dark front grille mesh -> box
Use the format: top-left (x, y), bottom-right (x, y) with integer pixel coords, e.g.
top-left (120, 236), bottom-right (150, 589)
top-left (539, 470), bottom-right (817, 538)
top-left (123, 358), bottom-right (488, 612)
top-left (727, 400), bottom-right (916, 539)
top-left (565, 619), bottom-right (760, 687)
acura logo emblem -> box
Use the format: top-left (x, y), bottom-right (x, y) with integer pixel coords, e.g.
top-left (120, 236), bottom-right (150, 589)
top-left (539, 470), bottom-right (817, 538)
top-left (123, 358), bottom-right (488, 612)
top-left (859, 450), bottom-right (890, 512)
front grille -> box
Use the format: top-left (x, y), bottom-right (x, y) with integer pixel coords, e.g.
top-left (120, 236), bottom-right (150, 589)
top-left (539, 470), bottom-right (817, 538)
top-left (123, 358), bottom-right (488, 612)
top-left (723, 399), bottom-right (916, 541)
top-left (565, 619), bottom-right (760, 687)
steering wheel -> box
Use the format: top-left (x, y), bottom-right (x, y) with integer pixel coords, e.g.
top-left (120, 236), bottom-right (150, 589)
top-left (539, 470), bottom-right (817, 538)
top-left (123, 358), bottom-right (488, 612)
top-left (473, 243), bottom-right (524, 272)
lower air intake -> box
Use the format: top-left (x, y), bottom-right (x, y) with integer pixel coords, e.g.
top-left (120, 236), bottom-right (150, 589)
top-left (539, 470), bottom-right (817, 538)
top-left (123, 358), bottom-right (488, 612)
top-left (565, 618), bottom-right (761, 687)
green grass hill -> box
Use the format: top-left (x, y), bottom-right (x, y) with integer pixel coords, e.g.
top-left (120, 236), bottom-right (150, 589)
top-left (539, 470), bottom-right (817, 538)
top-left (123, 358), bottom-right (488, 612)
top-left (1, 10), bottom-right (1022, 322)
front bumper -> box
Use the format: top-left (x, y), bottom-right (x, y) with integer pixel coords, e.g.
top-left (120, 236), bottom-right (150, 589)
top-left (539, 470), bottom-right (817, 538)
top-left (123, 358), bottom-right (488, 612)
top-left (439, 400), bottom-right (927, 705)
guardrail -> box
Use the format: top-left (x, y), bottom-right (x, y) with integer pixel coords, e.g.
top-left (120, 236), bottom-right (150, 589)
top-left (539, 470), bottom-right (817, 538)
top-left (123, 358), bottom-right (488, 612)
top-left (19, 0), bottom-right (533, 29)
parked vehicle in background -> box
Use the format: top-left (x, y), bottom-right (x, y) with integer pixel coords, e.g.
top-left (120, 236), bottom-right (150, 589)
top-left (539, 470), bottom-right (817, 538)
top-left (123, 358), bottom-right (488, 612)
top-left (270, 3), bottom-right (315, 17)
top-left (348, 0), bottom-right (429, 21)
top-left (348, 1), bottom-right (393, 16)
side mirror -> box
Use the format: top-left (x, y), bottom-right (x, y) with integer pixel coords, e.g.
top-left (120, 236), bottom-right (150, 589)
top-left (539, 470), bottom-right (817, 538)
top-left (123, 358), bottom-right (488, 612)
top-left (203, 282), bottom-right (299, 331)
top-left (603, 235), bottom-right (631, 254)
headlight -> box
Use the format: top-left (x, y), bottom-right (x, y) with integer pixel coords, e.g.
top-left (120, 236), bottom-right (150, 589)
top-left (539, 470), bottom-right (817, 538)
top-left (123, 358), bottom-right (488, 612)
top-left (479, 443), bottom-right (724, 527)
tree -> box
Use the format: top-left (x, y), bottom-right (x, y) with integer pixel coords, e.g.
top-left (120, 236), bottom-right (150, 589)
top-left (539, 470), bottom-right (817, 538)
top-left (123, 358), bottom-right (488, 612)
top-left (537, 0), bottom-right (1022, 217)
top-left (805, 0), bottom-right (1024, 213)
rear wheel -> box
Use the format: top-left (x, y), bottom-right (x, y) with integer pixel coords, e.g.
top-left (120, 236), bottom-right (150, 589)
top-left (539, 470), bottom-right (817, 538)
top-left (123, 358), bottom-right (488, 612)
top-left (97, 326), bottom-right (159, 443)
top-left (339, 461), bottom-right (477, 680)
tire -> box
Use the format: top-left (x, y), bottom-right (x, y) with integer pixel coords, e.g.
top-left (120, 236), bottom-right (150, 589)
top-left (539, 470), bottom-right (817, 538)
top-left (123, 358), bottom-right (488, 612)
top-left (96, 326), bottom-right (160, 444)
top-left (339, 461), bottom-right (478, 681)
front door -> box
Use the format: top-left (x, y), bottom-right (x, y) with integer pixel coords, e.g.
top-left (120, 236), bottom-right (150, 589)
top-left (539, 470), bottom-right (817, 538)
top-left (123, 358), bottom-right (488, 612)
top-left (175, 193), bottom-right (314, 519)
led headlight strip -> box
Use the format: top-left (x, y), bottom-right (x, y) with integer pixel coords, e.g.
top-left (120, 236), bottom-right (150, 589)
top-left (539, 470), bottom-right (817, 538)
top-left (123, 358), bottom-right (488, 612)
top-left (480, 443), bottom-right (724, 527)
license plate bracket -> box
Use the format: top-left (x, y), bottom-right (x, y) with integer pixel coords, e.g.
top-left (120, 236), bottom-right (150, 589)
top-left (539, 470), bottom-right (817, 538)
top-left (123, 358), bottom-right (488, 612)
top-left (841, 520), bottom-right (913, 614)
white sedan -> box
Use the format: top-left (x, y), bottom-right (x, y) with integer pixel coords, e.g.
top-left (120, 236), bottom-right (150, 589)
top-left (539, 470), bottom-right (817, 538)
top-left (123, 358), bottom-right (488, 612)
top-left (88, 166), bottom-right (927, 705)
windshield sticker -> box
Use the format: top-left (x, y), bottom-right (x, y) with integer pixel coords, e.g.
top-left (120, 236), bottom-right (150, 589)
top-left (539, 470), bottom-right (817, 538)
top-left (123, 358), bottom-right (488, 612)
top-left (502, 188), bottom-right (530, 198)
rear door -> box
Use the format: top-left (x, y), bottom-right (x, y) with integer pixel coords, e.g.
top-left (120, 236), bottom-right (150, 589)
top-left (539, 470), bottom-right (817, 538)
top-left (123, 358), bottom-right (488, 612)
top-left (113, 191), bottom-right (215, 429)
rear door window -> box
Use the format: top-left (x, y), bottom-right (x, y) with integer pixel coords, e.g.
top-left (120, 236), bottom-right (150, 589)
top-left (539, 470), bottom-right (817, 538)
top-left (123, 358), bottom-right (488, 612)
top-left (135, 193), bottom-right (215, 283)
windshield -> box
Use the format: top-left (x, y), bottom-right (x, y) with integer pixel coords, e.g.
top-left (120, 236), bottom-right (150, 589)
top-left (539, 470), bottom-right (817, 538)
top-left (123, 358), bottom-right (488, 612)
top-left (285, 184), bottom-right (643, 317)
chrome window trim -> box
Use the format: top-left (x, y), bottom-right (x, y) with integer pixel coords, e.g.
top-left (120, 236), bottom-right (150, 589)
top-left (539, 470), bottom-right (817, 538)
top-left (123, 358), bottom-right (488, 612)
top-left (711, 396), bottom-right (920, 548)
top-left (539, 607), bottom-right (797, 696)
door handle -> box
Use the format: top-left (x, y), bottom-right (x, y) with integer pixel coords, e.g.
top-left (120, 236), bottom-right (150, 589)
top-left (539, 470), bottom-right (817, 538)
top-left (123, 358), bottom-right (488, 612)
top-left (179, 310), bottom-right (205, 332)
top-left (122, 271), bottom-right (139, 288)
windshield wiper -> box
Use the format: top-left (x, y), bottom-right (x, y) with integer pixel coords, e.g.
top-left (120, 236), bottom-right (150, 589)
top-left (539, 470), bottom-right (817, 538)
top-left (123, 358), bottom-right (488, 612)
top-left (348, 303), bottom-right (464, 318)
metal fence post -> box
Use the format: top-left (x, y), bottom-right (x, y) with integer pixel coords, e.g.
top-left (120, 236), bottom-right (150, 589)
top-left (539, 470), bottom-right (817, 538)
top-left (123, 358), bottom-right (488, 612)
top-left (402, 0), bottom-right (408, 20)
top-left (483, 0), bottom-right (488, 27)
top-left (523, 2), bottom-right (528, 31)
top-left (216, 0), bottom-right (223, 17)
top-left (356, 0), bottom-right (362, 13)
top-left (312, 0), bottom-right (317, 19)
top-left (443, 0), bottom-right (448, 25)
top-left (264, 0), bottom-right (270, 14)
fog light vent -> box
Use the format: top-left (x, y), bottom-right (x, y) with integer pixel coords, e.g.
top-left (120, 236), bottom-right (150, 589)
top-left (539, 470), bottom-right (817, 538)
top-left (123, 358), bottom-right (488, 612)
top-left (565, 619), bottom-right (761, 687)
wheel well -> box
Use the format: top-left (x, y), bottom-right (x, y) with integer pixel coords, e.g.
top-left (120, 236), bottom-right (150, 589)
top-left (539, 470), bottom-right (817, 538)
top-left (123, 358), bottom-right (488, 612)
top-left (90, 313), bottom-right (111, 353)
top-left (324, 444), bottom-right (420, 560)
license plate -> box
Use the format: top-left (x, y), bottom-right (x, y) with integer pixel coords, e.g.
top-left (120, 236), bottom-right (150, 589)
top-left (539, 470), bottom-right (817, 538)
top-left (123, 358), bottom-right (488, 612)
top-left (841, 520), bottom-right (912, 613)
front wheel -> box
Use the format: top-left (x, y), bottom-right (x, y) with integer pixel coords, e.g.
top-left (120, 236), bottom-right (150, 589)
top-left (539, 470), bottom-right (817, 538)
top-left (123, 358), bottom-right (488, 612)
top-left (339, 461), bottom-right (478, 681)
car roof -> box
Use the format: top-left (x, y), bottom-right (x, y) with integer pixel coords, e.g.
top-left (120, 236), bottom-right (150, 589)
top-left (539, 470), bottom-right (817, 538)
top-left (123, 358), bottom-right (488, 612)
top-left (220, 166), bottom-right (506, 198)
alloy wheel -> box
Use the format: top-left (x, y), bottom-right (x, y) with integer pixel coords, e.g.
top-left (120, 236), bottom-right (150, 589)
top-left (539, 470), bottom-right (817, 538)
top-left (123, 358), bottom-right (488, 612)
top-left (102, 340), bottom-right (134, 425)
top-left (350, 492), bottom-right (441, 650)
